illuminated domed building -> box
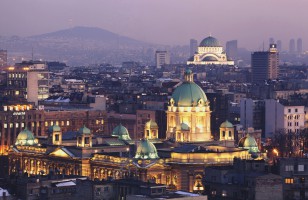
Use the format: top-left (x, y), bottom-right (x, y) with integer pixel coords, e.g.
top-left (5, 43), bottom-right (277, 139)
top-left (167, 69), bottom-right (211, 142)
top-left (8, 70), bottom-right (263, 193)
top-left (187, 36), bottom-right (234, 66)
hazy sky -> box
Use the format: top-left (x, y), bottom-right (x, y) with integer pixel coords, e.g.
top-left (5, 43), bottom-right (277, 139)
top-left (0, 0), bottom-right (307, 50)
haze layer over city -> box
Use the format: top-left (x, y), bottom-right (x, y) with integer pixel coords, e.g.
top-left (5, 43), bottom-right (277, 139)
top-left (0, 0), bottom-right (307, 49)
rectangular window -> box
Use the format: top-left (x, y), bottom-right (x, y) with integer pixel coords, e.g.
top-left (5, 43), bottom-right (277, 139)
top-left (298, 165), bottom-right (305, 172)
top-left (295, 108), bottom-right (298, 112)
top-left (55, 134), bottom-right (59, 141)
top-left (45, 122), bottom-right (48, 127)
top-left (4, 123), bottom-right (7, 128)
top-left (288, 109), bottom-right (291, 113)
top-left (66, 121), bottom-right (70, 126)
top-left (21, 123), bottom-right (24, 128)
top-left (285, 165), bottom-right (294, 172)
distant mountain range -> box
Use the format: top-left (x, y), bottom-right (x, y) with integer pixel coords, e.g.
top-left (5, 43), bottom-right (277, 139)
top-left (0, 26), bottom-right (164, 65)
top-left (29, 26), bottom-right (146, 46)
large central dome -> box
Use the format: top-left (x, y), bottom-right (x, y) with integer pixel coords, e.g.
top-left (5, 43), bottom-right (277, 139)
top-left (171, 69), bottom-right (207, 107)
top-left (199, 36), bottom-right (220, 47)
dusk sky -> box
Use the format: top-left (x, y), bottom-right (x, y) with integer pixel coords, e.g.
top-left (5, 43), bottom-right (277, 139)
top-left (0, 0), bottom-right (307, 50)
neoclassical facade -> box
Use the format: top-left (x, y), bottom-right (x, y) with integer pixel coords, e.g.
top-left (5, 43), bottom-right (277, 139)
top-left (187, 36), bottom-right (234, 66)
top-left (8, 69), bottom-right (261, 193)
top-left (166, 69), bottom-right (211, 142)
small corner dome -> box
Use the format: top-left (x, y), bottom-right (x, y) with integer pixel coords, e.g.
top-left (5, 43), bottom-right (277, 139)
top-left (199, 36), bottom-right (220, 47)
top-left (79, 125), bottom-right (91, 135)
top-left (15, 128), bottom-right (37, 146)
top-left (134, 138), bottom-right (159, 160)
top-left (48, 125), bottom-right (61, 133)
top-left (238, 134), bottom-right (260, 155)
top-left (145, 120), bottom-right (158, 129)
top-left (220, 120), bottom-right (233, 128)
top-left (112, 124), bottom-right (131, 140)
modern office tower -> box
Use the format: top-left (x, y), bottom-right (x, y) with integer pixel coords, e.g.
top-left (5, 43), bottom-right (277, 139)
top-left (155, 50), bottom-right (170, 69)
top-left (276, 40), bottom-right (282, 52)
top-left (190, 39), bottom-right (198, 57)
top-left (289, 39), bottom-right (295, 53)
top-left (251, 44), bottom-right (279, 84)
top-left (0, 50), bottom-right (7, 67)
top-left (297, 38), bottom-right (303, 54)
top-left (226, 40), bottom-right (238, 60)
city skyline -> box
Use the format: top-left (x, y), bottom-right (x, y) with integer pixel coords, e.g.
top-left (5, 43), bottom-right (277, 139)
top-left (0, 0), bottom-right (307, 50)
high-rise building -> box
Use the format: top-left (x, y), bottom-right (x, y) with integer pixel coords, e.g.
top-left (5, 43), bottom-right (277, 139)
top-left (297, 38), bottom-right (303, 54)
top-left (289, 39), bottom-right (295, 53)
top-left (0, 50), bottom-right (7, 67)
top-left (155, 50), bottom-right (170, 69)
top-left (277, 40), bottom-right (282, 52)
top-left (189, 39), bottom-right (198, 57)
top-left (251, 44), bottom-right (279, 83)
top-left (269, 37), bottom-right (275, 46)
top-left (226, 40), bottom-right (238, 60)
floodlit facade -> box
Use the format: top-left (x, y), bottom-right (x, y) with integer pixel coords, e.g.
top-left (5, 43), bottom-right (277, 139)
top-left (8, 69), bottom-right (260, 193)
top-left (187, 36), bottom-right (234, 66)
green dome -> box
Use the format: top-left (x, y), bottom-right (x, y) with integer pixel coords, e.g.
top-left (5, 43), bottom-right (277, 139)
top-left (79, 125), bottom-right (91, 135)
top-left (199, 36), bottom-right (220, 47)
top-left (171, 82), bottom-right (208, 107)
top-left (220, 120), bottom-right (233, 128)
top-left (48, 125), bottom-right (61, 133)
top-left (112, 124), bottom-right (131, 140)
top-left (238, 134), bottom-right (260, 155)
top-left (15, 128), bottom-right (36, 146)
top-left (134, 138), bottom-right (159, 160)
top-left (145, 120), bottom-right (158, 129)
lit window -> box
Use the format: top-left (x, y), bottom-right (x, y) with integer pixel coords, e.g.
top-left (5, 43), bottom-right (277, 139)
top-left (285, 178), bottom-right (294, 184)
top-left (16, 123), bottom-right (19, 128)
top-left (15, 91), bottom-right (19, 95)
top-left (21, 123), bottom-right (24, 127)
top-left (51, 121), bottom-right (54, 126)
top-left (101, 120), bottom-right (104, 125)
top-left (45, 122), bottom-right (48, 127)
top-left (10, 123), bottom-right (13, 128)
top-left (66, 121), bottom-right (70, 126)
top-left (222, 190), bottom-right (227, 197)
top-left (56, 121), bottom-right (59, 126)
top-left (4, 123), bottom-right (7, 128)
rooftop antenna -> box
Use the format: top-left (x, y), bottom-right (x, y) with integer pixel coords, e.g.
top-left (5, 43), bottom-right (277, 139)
top-left (31, 46), bottom-right (34, 61)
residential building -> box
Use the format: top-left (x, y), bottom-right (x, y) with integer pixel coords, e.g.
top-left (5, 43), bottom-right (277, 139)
top-left (0, 50), bottom-right (7, 67)
top-left (155, 51), bottom-right (170, 69)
